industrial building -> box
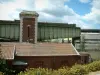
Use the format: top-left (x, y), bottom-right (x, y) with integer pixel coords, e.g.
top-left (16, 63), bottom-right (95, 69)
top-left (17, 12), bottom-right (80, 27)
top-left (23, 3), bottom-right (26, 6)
top-left (0, 20), bottom-right (80, 42)
top-left (75, 29), bottom-right (100, 60)
top-left (0, 11), bottom-right (90, 70)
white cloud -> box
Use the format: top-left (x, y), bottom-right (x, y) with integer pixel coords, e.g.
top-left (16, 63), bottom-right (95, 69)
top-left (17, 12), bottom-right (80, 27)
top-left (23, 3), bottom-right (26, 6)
top-left (62, 14), bottom-right (92, 29)
top-left (41, 5), bottom-right (75, 17)
top-left (0, 0), bottom-right (95, 29)
top-left (0, 0), bottom-right (73, 20)
top-left (79, 0), bottom-right (90, 3)
top-left (91, 0), bottom-right (100, 9)
top-left (34, 0), bottom-right (49, 11)
top-left (83, 0), bottom-right (100, 24)
top-left (38, 12), bottom-right (61, 22)
top-left (0, 0), bottom-right (32, 20)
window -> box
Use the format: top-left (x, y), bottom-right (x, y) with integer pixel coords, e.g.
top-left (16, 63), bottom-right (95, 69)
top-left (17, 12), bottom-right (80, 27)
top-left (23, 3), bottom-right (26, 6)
top-left (34, 61), bottom-right (43, 68)
top-left (27, 25), bottom-right (31, 38)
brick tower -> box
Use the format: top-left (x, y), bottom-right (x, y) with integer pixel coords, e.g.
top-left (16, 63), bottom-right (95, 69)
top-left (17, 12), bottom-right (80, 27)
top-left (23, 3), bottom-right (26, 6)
top-left (19, 11), bottom-right (39, 43)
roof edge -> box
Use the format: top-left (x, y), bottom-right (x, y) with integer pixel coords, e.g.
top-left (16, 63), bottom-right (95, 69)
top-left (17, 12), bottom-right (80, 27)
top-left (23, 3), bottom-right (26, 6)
top-left (71, 43), bottom-right (80, 55)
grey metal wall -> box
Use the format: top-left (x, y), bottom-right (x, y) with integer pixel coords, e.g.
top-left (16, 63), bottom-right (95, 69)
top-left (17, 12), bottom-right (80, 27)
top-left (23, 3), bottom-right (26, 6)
top-left (0, 21), bottom-right (20, 40)
top-left (75, 33), bottom-right (100, 60)
top-left (75, 43), bottom-right (100, 50)
top-left (81, 33), bottom-right (100, 40)
top-left (0, 20), bottom-right (81, 41)
top-left (38, 26), bottom-right (80, 40)
top-left (75, 33), bottom-right (100, 50)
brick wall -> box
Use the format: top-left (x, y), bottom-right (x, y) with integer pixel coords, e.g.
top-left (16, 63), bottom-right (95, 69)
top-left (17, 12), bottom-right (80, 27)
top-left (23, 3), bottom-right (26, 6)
top-left (15, 55), bottom-right (81, 69)
top-left (22, 18), bottom-right (35, 43)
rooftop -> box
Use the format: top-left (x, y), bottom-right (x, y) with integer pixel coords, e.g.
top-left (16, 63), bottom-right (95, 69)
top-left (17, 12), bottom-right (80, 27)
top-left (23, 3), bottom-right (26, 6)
top-left (0, 42), bottom-right (80, 59)
top-left (81, 29), bottom-right (100, 33)
top-left (0, 20), bottom-right (77, 28)
top-left (0, 44), bottom-right (14, 59)
top-left (20, 10), bottom-right (39, 17)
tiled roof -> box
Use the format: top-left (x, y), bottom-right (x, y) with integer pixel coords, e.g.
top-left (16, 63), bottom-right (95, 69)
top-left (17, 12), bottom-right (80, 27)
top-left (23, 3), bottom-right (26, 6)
top-left (0, 42), bottom-right (79, 59)
top-left (0, 44), bottom-right (15, 59)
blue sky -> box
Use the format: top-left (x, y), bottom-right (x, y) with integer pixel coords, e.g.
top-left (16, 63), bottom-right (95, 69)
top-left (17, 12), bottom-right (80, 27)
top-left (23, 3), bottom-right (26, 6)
top-left (0, 0), bottom-right (100, 29)
top-left (66, 0), bottom-right (92, 15)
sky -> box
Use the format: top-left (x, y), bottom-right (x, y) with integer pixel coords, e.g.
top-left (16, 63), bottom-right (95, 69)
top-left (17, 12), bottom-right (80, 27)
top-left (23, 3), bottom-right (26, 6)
top-left (0, 0), bottom-right (100, 29)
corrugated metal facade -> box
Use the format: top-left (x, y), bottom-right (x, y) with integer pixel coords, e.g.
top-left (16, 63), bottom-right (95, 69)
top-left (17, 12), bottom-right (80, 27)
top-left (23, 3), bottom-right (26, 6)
top-left (0, 21), bottom-right (20, 40)
top-left (75, 33), bottom-right (100, 60)
top-left (38, 25), bottom-right (80, 40)
top-left (0, 20), bottom-right (80, 41)
top-left (75, 33), bottom-right (100, 50)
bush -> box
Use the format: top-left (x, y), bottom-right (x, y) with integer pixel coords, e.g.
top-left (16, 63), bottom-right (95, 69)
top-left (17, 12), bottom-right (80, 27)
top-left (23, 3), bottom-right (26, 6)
top-left (0, 72), bottom-right (4, 75)
top-left (18, 68), bottom-right (53, 75)
top-left (85, 60), bottom-right (100, 72)
top-left (18, 61), bottom-right (100, 75)
top-left (69, 64), bottom-right (88, 75)
top-left (18, 68), bottom-right (71, 75)
top-left (0, 61), bottom-right (15, 75)
top-left (56, 67), bottom-right (70, 75)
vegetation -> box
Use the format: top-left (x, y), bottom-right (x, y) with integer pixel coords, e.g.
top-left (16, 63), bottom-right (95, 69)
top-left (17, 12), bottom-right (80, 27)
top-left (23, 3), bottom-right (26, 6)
top-left (85, 61), bottom-right (100, 72)
top-left (0, 44), bottom-right (15, 75)
top-left (0, 44), bottom-right (4, 75)
top-left (0, 72), bottom-right (4, 75)
top-left (18, 60), bottom-right (100, 75)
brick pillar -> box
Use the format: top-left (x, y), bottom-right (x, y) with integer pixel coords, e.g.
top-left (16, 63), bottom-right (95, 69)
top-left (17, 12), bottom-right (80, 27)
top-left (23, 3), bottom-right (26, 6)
top-left (19, 11), bottom-right (39, 43)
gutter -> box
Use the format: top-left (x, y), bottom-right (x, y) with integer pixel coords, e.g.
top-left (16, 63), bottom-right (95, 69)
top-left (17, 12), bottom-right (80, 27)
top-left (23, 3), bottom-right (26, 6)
top-left (71, 43), bottom-right (80, 55)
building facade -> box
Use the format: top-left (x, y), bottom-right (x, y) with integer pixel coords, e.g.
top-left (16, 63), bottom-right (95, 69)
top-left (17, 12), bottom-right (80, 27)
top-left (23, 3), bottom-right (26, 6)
top-left (75, 29), bottom-right (100, 60)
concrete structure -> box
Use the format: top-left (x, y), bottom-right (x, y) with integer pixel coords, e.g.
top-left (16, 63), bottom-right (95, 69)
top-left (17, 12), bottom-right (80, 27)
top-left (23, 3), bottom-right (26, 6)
top-left (75, 29), bottom-right (100, 60)
top-left (75, 33), bottom-right (100, 50)
top-left (19, 11), bottom-right (39, 43)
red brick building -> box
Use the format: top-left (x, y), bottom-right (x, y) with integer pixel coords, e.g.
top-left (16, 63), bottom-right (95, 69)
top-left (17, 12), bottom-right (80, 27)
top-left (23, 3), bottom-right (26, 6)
top-left (0, 42), bottom-right (80, 69)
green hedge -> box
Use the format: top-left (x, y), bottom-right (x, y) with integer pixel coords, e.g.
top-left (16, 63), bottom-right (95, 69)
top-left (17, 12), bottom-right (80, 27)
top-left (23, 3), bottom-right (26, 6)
top-left (0, 72), bottom-right (4, 75)
top-left (18, 60), bottom-right (100, 75)
top-left (85, 61), bottom-right (100, 72)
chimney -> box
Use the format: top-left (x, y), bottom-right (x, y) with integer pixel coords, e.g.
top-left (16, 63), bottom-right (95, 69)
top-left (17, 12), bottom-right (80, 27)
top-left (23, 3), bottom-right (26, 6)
top-left (19, 10), bottom-right (39, 43)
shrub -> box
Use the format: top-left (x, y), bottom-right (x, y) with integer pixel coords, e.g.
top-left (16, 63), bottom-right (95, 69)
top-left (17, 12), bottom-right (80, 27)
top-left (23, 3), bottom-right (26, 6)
top-left (0, 72), bottom-right (4, 75)
top-left (69, 64), bottom-right (88, 75)
top-left (85, 60), bottom-right (100, 72)
top-left (0, 63), bottom-right (15, 75)
top-left (57, 67), bottom-right (70, 75)
top-left (18, 61), bottom-right (100, 75)
top-left (18, 68), bottom-right (53, 75)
